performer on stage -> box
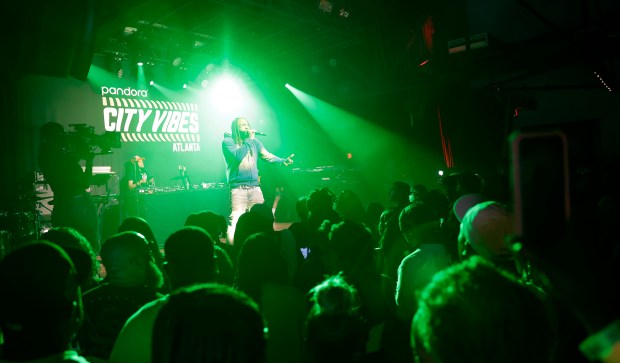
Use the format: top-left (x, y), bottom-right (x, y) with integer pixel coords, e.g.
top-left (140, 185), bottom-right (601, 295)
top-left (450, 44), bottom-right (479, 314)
top-left (37, 122), bottom-right (100, 252)
top-left (221, 117), bottom-right (294, 244)
top-left (119, 155), bottom-right (154, 219)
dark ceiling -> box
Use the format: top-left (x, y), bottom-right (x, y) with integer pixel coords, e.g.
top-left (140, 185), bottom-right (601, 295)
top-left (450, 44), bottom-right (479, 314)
top-left (92, 0), bottom-right (620, 91)
top-left (10, 0), bottom-right (620, 98)
top-left (90, 0), bottom-right (382, 91)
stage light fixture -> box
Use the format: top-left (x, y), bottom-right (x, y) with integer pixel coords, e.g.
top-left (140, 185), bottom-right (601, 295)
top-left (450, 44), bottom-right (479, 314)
top-left (318, 0), bottom-right (333, 13)
top-left (124, 26), bottom-right (138, 36)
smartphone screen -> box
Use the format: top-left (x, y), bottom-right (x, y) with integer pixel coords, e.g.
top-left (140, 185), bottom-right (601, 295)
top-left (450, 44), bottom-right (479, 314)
top-left (510, 131), bottom-right (570, 248)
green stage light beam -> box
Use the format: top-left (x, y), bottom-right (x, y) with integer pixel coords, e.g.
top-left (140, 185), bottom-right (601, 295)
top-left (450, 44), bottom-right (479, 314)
top-left (137, 63), bottom-right (147, 90)
top-left (87, 64), bottom-right (126, 89)
top-left (284, 83), bottom-right (402, 163)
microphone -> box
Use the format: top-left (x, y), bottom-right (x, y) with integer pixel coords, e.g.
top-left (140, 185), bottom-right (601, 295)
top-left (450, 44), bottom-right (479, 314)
top-left (223, 131), bottom-right (267, 137)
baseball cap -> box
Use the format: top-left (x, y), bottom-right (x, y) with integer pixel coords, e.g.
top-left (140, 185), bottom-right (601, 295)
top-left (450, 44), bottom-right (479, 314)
top-left (459, 201), bottom-right (514, 259)
top-left (453, 193), bottom-right (487, 222)
top-left (133, 155), bottom-right (145, 161)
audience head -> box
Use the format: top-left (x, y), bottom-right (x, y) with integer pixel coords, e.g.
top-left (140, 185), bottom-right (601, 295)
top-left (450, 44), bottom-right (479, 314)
top-left (388, 180), bottom-right (411, 206)
top-left (117, 216), bottom-right (164, 271)
top-left (412, 255), bottom-right (556, 363)
top-left (398, 203), bottom-right (438, 248)
top-left (389, 181), bottom-right (411, 206)
top-left (118, 216), bottom-right (157, 244)
top-left (308, 272), bottom-right (361, 317)
top-left (250, 203), bottom-right (275, 224)
top-left (164, 226), bottom-right (216, 289)
top-left (440, 171), bottom-right (484, 204)
top-left (409, 184), bottom-right (428, 204)
top-left (307, 187), bottom-right (338, 220)
top-left (418, 189), bottom-right (450, 220)
top-left (458, 201), bottom-right (514, 261)
top-left (378, 182), bottom-right (415, 239)
top-left (152, 283), bottom-right (267, 363)
top-left (235, 232), bottom-right (288, 302)
top-left (0, 241), bottom-right (82, 360)
top-left (327, 220), bottom-right (376, 274)
top-left (40, 226), bottom-right (99, 289)
top-left (334, 190), bottom-right (366, 224)
top-left (305, 273), bottom-right (367, 363)
top-left (100, 231), bottom-right (164, 289)
top-left (233, 211), bottom-right (273, 249)
top-left (453, 193), bottom-right (487, 223)
top-left (184, 210), bottom-right (227, 241)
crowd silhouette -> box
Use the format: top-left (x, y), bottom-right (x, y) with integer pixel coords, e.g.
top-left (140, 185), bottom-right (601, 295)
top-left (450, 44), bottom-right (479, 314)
top-left (1, 132), bottom-right (620, 363)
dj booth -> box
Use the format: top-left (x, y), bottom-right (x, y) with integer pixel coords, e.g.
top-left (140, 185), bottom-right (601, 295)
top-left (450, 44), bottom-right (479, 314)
top-left (100, 186), bottom-right (230, 246)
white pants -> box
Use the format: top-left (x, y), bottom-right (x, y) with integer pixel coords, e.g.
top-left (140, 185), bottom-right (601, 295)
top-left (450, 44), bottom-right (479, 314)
top-left (226, 186), bottom-right (264, 244)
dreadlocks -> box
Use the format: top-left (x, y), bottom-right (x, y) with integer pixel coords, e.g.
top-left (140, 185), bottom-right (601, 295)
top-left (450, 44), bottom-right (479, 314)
top-left (231, 117), bottom-right (248, 146)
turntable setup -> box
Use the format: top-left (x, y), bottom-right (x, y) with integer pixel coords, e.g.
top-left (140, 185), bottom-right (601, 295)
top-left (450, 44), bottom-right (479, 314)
top-left (150, 182), bottom-right (228, 194)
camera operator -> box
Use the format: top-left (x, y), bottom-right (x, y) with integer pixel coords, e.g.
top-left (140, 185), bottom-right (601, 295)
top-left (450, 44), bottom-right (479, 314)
top-left (37, 122), bottom-right (100, 252)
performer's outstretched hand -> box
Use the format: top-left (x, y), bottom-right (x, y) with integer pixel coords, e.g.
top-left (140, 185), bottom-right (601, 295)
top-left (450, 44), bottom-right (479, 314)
top-left (284, 154), bottom-right (295, 166)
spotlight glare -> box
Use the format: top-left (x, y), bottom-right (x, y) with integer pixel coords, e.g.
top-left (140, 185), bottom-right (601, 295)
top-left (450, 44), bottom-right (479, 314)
top-left (124, 26), bottom-right (138, 35)
top-left (211, 75), bottom-right (244, 112)
top-left (149, 80), bottom-right (154, 85)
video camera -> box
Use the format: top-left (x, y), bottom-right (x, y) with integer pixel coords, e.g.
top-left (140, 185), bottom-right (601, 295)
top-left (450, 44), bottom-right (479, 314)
top-left (65, 124), bottom-right (121, 156)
